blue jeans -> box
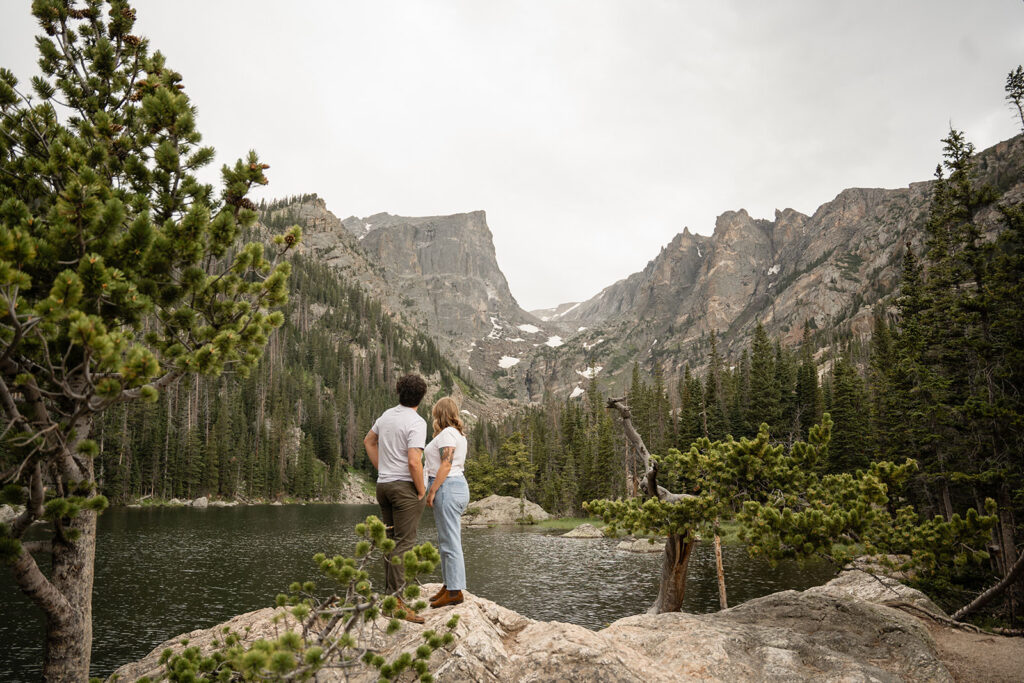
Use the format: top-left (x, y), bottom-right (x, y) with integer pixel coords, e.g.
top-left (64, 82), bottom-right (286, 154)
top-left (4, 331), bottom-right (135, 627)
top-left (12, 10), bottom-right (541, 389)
top-left (428, 475), bottom-right (469, 591)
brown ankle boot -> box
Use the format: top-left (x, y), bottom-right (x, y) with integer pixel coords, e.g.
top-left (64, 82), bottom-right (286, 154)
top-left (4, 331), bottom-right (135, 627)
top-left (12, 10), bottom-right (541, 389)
top-left (429, 584), bottom-right (447, 602)
top-left (430, 589), bottom-right (464, 608)
top-left (394, 597), bottom-right (425, 624)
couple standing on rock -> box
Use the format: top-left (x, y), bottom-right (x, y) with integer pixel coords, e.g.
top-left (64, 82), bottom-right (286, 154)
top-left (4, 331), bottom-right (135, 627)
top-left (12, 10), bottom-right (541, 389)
top-left (363, 374), bottom-right (470, 623)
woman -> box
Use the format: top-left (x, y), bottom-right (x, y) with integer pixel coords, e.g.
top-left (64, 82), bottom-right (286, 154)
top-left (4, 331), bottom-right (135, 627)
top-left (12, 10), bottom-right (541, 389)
top-left (424, 396), bottom-right (470, 607)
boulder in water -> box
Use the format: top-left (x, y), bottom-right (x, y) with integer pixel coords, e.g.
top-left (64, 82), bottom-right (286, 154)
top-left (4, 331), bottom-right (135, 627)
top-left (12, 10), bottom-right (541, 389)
top-left (462, 495), bottom-right (551, 526)
top-left (561, 523), bottom-right (605, 538)
top-left (167, 498), bottom-right (184, 506)
top-left (616, 537), bottom-right (665, 553)
top-left (192, 496), bottom-right (209, 508)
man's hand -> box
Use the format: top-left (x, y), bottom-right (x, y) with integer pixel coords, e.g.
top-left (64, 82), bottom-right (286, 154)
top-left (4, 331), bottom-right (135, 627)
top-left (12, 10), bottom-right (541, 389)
top-left (426, 491), bottom-right (436, 508)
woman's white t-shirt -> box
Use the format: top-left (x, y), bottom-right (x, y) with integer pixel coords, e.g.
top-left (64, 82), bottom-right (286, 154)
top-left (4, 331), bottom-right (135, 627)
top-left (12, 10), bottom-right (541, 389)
top-left (424, 426), bottom-right (467, 478)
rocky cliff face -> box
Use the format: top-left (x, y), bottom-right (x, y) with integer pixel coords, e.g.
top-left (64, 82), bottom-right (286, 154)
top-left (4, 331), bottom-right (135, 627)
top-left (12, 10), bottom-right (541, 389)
top-left (512, 135), bottom-right (1024, 399)
top-left (271, 201), bottom-right (544, 399)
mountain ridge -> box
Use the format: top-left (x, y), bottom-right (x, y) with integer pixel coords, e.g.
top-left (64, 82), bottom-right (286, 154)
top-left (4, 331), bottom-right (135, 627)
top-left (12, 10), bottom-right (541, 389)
top-left (265, 133), bottom-right (1024, 402)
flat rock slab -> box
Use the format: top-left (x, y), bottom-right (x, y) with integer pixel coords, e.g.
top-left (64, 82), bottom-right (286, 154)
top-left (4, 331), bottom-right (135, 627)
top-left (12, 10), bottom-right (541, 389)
top-left (112, 572), bottom-right (953, 682)
top-left (562, 523), bottom-right (605, 538)
top-left (462, 494), bottom-right (551, 526)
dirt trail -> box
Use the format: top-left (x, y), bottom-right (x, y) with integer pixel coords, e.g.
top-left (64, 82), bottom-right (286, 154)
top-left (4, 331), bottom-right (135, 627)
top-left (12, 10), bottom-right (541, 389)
top-left (927, 621), bottom-right (1024, 682)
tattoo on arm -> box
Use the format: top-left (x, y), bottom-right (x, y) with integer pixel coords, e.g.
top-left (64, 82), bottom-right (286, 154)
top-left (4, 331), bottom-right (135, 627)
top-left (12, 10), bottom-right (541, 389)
top-left (441, 447), bottom-right (454, 465)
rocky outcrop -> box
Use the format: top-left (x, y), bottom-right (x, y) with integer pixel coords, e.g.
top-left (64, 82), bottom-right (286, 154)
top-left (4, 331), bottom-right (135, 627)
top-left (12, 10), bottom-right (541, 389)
top-left (112, 571), bottom-right (954, 682)
top-left (0, 504), bottom-right (19, 525)
top-left (562, 523), bottom-right (605, 538)
top-left (462, 495), bottom-right (551, 526)
top-left (337, 470), bottom-right (376, 504)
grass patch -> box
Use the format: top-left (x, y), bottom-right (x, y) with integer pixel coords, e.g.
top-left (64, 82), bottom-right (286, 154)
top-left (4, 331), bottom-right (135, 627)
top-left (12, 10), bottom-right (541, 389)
top-left (712, 520), bottom-right (744, 545)
top-left (536, 517), bottom-right (604, 530)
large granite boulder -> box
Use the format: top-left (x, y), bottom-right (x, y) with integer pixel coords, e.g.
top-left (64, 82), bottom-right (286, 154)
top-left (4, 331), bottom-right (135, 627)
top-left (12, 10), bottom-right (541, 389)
top-left (462, 495), bottom-right (551, 526)
top-left (191, 496), bottom-right (209, 509)
top-left (112, 571), bottom-right (953, 682)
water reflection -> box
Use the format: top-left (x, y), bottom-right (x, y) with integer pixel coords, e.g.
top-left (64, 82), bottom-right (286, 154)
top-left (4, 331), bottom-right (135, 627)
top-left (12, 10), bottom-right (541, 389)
top-left (0, 505), bottom-right (836, 680)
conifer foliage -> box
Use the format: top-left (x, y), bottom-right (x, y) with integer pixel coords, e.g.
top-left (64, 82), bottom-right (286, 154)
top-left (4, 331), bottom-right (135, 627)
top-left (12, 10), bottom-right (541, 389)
top-left (0, 1), bottom-right (297, 678)
top-left (154, 517), bottom-right (455, 682)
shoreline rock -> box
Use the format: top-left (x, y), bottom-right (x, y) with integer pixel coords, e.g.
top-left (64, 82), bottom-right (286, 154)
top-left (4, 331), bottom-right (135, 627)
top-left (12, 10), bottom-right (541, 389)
top-left (462, 494), bottom-right (551, 526)
top-left (112, 571), bottom-right (956, 682)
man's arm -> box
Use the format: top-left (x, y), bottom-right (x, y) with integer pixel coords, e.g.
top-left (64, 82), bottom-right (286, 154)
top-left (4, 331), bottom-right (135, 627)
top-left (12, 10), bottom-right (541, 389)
top-left (407, 447), bottom-right (425, 498)
top-left (364, 430), bottom-right (379, 469)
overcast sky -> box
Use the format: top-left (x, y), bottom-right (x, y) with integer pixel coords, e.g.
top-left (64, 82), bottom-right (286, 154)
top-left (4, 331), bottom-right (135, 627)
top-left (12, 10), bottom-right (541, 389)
top-left (2, 1), bottom-right (1022, 311)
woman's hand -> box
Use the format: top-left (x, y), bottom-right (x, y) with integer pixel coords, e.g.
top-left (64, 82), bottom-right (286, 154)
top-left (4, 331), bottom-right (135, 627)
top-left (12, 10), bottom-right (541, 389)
top-left (426, 490), bottom-right (436, 508)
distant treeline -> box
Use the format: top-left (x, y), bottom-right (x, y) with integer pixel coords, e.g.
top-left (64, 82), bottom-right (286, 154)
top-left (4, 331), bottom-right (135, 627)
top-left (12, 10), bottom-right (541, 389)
top-left (94, 244), bottom-right (470, 503)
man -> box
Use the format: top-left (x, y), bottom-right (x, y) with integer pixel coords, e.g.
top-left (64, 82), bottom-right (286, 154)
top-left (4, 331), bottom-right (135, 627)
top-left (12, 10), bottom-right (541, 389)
top-left (364, 373), bottom-right (428, 623)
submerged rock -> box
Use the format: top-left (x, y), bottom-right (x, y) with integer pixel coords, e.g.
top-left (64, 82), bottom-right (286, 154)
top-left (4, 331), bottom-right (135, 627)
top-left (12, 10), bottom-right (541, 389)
top-left (462, 494), bottom-right (551, 526)
top-left (562, 523), bottom-right (605, 538)
top-left (112, 572), bottom-right (952, 682)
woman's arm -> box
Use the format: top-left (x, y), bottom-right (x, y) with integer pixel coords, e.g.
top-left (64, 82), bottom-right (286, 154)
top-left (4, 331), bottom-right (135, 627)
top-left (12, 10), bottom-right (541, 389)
top-left (426, 446), bottom-right (454, 507)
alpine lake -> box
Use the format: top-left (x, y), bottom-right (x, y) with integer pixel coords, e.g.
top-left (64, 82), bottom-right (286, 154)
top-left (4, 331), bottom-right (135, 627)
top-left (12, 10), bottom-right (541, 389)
top-left (0, 503), bottom-right (837, 680)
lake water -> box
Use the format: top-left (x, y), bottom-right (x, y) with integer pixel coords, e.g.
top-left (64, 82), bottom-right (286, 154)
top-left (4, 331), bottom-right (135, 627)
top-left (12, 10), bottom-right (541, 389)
top-left (0, 504), bottom-right (837, 680)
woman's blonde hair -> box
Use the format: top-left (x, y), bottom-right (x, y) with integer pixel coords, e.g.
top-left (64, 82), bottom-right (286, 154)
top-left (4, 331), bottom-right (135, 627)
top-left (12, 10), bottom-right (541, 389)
top-left (431, 396), bottom-right (465, 435)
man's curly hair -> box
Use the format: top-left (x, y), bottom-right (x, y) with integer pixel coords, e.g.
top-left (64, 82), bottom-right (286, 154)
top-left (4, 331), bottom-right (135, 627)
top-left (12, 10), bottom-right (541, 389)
top-left (396, 374), bottom-right (427, 407)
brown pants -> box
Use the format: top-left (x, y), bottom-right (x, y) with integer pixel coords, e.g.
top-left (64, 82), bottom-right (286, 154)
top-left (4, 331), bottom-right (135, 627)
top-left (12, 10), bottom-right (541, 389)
top-left (376, 480), bottom-right (426, 594)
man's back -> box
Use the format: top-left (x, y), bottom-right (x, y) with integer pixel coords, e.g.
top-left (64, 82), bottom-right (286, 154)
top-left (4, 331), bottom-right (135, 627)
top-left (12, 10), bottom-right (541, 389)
top-left (372, 405), bottom-right (426, 483)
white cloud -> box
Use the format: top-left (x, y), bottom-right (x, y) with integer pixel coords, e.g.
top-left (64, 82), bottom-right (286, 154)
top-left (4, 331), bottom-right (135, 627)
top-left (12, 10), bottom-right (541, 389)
top-left (1, 2), bottom-right (1020, 311)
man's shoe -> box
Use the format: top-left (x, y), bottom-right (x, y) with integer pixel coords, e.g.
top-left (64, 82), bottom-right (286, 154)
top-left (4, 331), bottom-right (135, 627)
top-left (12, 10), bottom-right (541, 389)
top-left (395, 597), bottom-right (425, 624)
top-left (429, 585), bottom-right (447, 602)
top-left (430, 590), bottom-right (464, 608)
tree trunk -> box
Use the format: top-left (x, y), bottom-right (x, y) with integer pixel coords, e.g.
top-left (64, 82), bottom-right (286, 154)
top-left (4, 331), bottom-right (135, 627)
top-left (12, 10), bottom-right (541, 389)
top-left (650, 533), bottom-right (695, 613)
top-left (714, 533), bottom-right (728, 609)
top-left (43, 509), bottom-right (97, 681)
top-left (998, 483), bottom-right (1020, 621)
top-left (954, 549), bottom-right (1024, 622)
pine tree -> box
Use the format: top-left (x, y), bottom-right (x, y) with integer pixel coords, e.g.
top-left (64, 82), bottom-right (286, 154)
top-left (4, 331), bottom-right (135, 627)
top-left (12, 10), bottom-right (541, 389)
top-left (702, 335), bottom-right (729, 439)
top-left (0, 2), bottom-right (297, 677)
top-left (795, 321), bottom-right (821, 440)
top-left (748, 322), bottom-right (778, 431)
top-left (826, 354), bottom-right (870, 473)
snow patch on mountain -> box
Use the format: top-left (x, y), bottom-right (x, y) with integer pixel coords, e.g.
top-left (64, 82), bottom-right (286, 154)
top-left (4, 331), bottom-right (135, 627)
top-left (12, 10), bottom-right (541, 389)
top-left (498, 356), bottom-right (520, 369)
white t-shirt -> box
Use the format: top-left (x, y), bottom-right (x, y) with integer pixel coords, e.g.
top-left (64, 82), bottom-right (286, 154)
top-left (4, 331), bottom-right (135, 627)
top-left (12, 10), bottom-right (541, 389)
top-left (371, 405), bottom-right (427, 483)
top-left (424, 426), bottom-right (467, 479)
